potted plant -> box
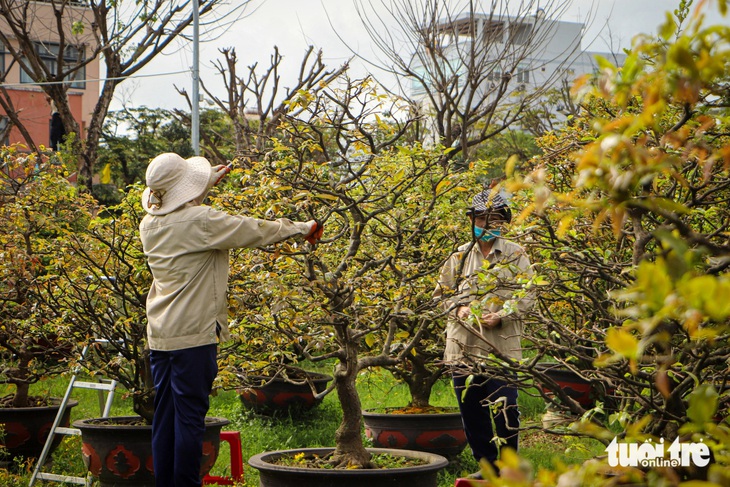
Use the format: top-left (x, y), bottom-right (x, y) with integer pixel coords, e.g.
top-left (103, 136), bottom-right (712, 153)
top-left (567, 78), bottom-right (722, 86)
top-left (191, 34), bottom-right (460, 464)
top-left (0, 147), bottom-right (90, 463)
top-left (360, 265), bottom-right (467, 459)
top-left (213, 75), bottom-right (461, 485)
top-left (236, 364), bottom-right (333, 416)
top-left (41, 188), bottom-right (228, 486)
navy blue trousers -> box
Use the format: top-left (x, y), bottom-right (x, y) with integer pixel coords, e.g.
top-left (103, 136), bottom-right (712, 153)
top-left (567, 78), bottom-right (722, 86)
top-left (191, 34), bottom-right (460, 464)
top-left (150, 344), bottom-right (217, 487)
top-left (452, 371), bottom-right (520, 468)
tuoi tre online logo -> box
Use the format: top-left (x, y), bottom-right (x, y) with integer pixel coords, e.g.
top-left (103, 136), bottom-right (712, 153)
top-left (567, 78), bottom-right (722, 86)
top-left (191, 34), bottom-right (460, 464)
top-left (605, 437), bottom-right (711, 468)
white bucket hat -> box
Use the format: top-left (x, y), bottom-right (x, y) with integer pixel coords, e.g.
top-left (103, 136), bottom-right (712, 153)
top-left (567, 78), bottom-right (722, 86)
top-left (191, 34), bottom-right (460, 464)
top-left (142, 153), bottom-right (213, 215)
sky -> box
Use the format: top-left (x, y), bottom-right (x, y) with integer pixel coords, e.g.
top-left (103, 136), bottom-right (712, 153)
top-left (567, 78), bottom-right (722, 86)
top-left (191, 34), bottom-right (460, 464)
top-left (109, 0), bottom-right (729, 112)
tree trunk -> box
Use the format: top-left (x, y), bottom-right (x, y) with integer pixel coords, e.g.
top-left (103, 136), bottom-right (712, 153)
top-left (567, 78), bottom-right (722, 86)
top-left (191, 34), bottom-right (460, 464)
top-left (392, 355), bottom-right (444, 409)
top-left (405, 362), bottom-right (435, 409)
top-left (133, 347), bottom-right (156, 424)
top-left (331, 327), bottom-right (371, 468)
top-left (11, 378), bottom-right (30, 408)
top-left (81, 77), bottom-right (120, 193)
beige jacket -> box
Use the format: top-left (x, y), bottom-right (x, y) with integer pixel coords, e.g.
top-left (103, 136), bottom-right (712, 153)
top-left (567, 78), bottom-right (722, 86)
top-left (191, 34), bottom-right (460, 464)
top-left (139, 203), bottom-right (313, 351)
top-left (434, 238), bottom-right (533, 363)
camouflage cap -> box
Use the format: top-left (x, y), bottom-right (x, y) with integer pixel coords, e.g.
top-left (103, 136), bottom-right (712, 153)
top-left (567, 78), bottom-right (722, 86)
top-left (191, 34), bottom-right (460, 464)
top-left (466, 188), bottom-right (510, 216)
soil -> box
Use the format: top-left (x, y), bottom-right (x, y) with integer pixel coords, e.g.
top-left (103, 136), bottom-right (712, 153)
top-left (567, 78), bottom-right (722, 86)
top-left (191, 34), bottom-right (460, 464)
top-left (82, 417), bottom-right (149, 426)
top-left (368, 405), bottom-right (460, 414)
top-left (272, 451), bottom-right (427, 469)
top-left (0, 394), bottom-right (53, 408)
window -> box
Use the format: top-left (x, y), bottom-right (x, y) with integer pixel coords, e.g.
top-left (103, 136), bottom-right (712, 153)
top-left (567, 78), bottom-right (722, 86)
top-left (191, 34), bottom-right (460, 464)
top-left (0, 116), bottom-right (9, 146)
top-left (515, 66), bottom-right (530, 84)
top-left (482, 20), bottom-right (504, 44)
top-left (0, 41), bottom-right (8, 77)
top-left (510, 23), bottom-right (532, 45)
top-left (37, 0), bottom-right (89, 5)
top-left (410, 66), bottom-right (429, 95)
top-left (486, 69), bottom-right (502, 82)
top-left (439, 18), bottom-right (477, 47)
top-left (20, 42), bottom-right (86, 89)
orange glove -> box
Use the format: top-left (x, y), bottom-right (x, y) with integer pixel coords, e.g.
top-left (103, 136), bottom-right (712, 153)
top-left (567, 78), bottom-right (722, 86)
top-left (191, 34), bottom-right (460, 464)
top-left (211, 164), bottom-right (232, 187)
top-left (305, 221), bottom-right (324, 246)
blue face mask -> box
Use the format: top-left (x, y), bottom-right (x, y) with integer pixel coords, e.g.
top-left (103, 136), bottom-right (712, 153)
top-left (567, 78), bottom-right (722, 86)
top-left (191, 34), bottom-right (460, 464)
top-left (474, 227), bottom-right (501, 242)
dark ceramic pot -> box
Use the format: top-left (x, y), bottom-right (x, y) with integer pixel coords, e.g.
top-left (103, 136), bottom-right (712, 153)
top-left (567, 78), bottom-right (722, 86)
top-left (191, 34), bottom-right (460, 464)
top-left (0, 398), bottom-right (78, 462)
top-left (362, 407), bottom-right (467, 459)
top-left (238, 371), bottom-right (332, 415)
top-left (73, 416), bottom-right (229, 487)
top-left (249, 447), bottom-right (449, 487)
top-left (535, 363), bottom-right (614, 409)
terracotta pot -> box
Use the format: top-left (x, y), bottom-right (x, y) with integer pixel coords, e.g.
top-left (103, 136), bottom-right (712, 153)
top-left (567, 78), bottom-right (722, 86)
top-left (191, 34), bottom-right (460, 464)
top-left (249, 447), bottom-right (449, 487)
top-left (238, 371), bottom-right (332, 415)
top-left (0, 398), bottom-right (78, 463)
top-left (73, 416), bottom-right (228, 487)
top-left (362, 407), bottom-right (467, 459)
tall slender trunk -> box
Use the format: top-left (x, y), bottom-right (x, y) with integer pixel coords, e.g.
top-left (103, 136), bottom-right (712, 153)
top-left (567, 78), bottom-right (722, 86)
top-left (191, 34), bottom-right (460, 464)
top-left (78, 78), bottom-right (119, 192)
top-left (331, 325), bottom-right (371, 468)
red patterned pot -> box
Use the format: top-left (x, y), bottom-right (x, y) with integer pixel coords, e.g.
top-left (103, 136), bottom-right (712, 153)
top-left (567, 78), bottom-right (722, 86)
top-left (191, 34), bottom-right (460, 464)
top-left (0, 398), bottom-right (78, 463)
top-left (535, 363), bottom-right (614, 409)
top-left (238, 371), bottom-right (332, 415)
top-left (362, 407), bottom-right (467, 460)
top-left (73, 416), bottom-right (228, 487)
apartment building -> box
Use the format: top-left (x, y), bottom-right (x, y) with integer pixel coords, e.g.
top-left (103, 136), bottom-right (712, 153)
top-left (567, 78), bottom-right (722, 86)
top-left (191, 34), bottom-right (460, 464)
top-left (0, 0), bottom-right (99, 149)
top-left (410, 9), bottom-right (625, 116)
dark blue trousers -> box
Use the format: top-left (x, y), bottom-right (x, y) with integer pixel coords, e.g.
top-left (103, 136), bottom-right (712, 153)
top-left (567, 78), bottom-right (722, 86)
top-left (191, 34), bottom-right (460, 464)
top-left (150, 344), bottom-right (218, 487)
top-left (452, 371), bottom-right (520, 468)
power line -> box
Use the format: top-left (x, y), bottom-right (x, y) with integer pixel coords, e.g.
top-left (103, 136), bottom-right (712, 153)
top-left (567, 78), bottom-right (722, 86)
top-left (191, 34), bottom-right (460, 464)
top-left (0, 69), bottom-right (192, 88)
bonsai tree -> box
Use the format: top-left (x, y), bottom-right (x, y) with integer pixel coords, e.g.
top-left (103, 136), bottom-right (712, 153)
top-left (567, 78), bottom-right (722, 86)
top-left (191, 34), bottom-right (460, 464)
top-left (214, 74), bottom-right (472, 467)
top-left (0, 146), bottom-right (96, 408)
top-left (198, 45), bottom-right (471, 413)
top-left (454, 2), bottom-right (730, 483)
top-left (40, 188), bottom-right (155, 422)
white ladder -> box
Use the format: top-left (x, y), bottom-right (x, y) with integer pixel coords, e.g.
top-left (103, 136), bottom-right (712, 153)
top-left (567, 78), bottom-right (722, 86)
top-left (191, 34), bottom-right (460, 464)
top-left (28, 340), bottom-right (119, 487)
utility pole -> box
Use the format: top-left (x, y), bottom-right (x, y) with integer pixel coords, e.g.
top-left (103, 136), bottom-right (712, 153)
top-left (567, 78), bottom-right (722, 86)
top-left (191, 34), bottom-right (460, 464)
top-left (192, 0), bottom-right (200, 155)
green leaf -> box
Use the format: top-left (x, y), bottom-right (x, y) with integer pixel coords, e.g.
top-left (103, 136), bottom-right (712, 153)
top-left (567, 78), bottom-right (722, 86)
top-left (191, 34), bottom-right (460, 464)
top-left (668, 43), bottom-right (698, 75)
top-left (659, 12), bottom-right (677, 40)
top-left (636, 197), bottom-right (690, 215)
top-left (72, 21), bottom-right (85, 36)
top-left (594, 55), bottom-right (616, 72)
top-left (687, 384), bottom-right (718, 425)
top-left (458, 374), bottom-right (475, 403)
top-left (633, 260), bottom-right (673, 312)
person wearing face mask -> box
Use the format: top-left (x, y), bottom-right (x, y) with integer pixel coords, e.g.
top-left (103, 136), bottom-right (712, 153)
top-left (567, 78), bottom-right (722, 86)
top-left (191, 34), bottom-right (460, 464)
top-left (139, 153), bottom-right (324, 487)
top-left (434, 186), bottom-right (533, 479)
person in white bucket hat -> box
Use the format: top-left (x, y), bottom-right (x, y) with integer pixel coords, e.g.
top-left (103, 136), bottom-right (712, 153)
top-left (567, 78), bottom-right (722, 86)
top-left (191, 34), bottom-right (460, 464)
top-left (139, 153), bottom-right (323, 487)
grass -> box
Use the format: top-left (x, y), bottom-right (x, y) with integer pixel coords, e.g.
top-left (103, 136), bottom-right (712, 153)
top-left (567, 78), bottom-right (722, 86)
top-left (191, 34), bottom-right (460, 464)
top-left (1, 368), bottom-right (606, 486)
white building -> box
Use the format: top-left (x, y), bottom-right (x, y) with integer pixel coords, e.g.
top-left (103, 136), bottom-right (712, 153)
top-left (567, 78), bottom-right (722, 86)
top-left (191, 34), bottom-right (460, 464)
top-left (410, 9), bottom-right (625, 121)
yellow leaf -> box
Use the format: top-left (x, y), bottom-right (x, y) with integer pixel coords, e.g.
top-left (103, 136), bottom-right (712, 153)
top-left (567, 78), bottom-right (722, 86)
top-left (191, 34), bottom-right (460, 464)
top-left (606, 327), bottom-right (640, 360)
top-left (315, 193), bottom-right (339, 201)
top-left (100, 163), bottom-right (112, 185)
top-left (556, 215), bottom-right (574, 239)
top-left (435, 179), bottom-right (451, 195)
top-left (505, 155), bottom-right (519, 177)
